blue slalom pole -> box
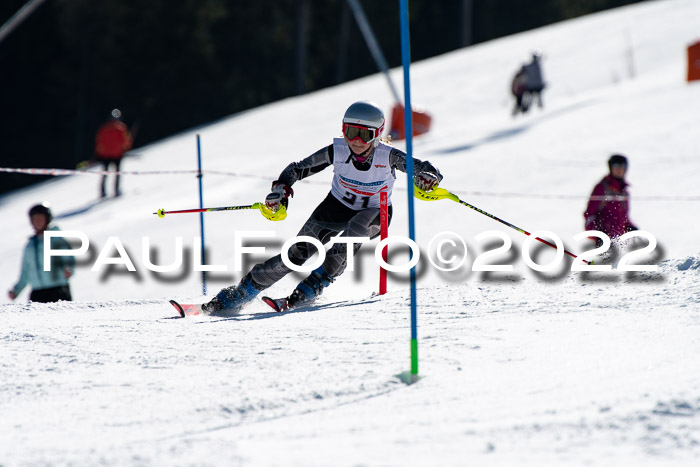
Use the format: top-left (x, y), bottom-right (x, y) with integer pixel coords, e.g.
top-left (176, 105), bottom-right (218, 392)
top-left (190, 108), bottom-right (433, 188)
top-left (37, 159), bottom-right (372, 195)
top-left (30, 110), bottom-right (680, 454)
top-left (399, 0), bottom-right (419, 382)
top-left (196, 134), bottom-right (207, 296)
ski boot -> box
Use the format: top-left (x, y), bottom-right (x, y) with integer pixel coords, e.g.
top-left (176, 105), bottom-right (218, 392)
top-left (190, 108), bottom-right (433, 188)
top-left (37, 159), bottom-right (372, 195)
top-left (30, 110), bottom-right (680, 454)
top-left (262, 267), bottom-right (334, 312)
top-left (202, 274), bottom-right (262, 313)
top-left (287, 266), bottom-right (335, 309)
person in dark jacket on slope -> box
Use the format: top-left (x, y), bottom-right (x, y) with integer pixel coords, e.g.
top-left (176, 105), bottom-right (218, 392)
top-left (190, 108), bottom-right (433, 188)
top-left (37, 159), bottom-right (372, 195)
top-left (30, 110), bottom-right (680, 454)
top-left (523, 51), bottom-right (546, 109)
top-left (511, 65), bottom-right (529, 117)
top-left (583, 154), bottom-right (638, 244)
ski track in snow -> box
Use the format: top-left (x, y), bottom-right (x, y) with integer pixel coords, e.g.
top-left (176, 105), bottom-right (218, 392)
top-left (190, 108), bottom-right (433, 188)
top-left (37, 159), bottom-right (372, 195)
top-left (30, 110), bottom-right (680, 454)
top-left (2, 259), bottom-right (699, 465)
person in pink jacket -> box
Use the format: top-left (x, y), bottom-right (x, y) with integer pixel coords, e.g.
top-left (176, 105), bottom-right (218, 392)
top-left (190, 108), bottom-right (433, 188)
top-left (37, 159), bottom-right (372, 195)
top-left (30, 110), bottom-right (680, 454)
top-left (584, 154), bottom-right (638, 243)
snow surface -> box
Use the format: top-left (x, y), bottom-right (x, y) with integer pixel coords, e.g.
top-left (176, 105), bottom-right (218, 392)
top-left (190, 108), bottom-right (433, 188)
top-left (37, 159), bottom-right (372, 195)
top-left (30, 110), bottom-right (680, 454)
top-left (2, 0), bottom-right (700, 465)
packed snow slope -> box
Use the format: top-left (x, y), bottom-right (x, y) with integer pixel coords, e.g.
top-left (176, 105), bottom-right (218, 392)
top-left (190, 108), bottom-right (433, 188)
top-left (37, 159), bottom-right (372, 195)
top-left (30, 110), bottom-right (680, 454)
top-left (1, 0), bottom-right (700, 465)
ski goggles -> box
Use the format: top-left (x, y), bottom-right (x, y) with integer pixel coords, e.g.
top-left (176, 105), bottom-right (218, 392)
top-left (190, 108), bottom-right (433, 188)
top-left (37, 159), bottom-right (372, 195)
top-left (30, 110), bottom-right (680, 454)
top-left (342, 123), bottom-right (380, 144)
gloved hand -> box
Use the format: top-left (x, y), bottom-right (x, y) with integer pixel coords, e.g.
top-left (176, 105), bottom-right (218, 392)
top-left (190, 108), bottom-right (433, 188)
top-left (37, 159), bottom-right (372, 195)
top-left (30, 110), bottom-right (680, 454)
top-left (265, 182), bottom-right (294, 212)
top-left (414, 172), bottom-right (441, 192)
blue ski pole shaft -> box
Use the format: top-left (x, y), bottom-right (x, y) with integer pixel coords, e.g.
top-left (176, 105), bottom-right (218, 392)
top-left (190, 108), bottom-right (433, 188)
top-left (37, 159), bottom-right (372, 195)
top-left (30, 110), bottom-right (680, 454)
top-left (399, 0), bottom-right (418, 377)
top-left (196, 134), bottom-right (207, 296)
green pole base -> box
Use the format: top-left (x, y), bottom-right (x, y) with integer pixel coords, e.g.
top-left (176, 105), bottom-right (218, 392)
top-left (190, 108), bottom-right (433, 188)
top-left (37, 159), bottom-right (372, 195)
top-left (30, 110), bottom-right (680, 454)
top-left (398, 338), bottom-right (420, 385)
top-left (411, 338), bottom-right (418, 374)
top-left (397, 371), bottom-right (421, 385)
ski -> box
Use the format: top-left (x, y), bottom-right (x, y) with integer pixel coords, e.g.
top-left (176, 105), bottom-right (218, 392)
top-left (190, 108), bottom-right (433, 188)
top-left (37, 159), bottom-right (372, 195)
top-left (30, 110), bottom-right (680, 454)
top-left (261, 294), bottom-right (381, 314)
top-left (261, 296), bottom-right (291, 312)
top-left (169, 300), bottom-right (203, 317)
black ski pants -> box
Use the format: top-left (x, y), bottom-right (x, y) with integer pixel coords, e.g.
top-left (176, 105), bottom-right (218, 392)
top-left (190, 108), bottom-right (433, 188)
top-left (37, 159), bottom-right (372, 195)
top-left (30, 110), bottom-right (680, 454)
top-left (249, 192), bottom-right (392, 289)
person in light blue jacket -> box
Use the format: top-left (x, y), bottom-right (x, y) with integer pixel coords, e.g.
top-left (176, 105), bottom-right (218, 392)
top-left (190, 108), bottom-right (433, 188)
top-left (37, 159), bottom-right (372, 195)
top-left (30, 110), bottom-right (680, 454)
top-left (8, 203), bottom-right (75, 303)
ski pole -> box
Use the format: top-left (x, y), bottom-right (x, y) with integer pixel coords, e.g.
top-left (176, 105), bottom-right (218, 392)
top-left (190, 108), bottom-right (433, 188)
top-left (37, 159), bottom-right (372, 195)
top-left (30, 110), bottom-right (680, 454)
top-left (414, 186), bottom-right (588, 264)
top-left (154, 203), bottom-right (286, 221)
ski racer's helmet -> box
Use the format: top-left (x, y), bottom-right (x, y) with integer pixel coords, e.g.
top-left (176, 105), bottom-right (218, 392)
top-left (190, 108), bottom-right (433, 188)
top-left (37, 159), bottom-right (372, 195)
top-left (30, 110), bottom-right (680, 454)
top-left (342, 101), bottom-right (385, 148)
top-left (29, 202), bottom-right (52, 224)
top-left (608, 154), bottom-right (628, 171)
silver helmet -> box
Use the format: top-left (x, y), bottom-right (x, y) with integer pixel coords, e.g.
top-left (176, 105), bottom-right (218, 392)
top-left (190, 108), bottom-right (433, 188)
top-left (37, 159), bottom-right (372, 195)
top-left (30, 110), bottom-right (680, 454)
top-left (342, 101), bottom-right (385, 147)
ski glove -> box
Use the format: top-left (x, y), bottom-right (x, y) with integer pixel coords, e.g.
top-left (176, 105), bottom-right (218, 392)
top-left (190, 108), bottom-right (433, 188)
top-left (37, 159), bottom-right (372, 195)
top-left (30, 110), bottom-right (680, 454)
top-left (265, 182), bottom-right (294, 212)
top-left (414, 171), bottom-right (441, 192)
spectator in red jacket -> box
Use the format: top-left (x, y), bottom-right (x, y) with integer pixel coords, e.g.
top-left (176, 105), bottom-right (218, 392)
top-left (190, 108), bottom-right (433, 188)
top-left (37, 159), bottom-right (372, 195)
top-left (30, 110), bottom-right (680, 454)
top-left (584, 154), bottom-right (638, 243)
top-left (95, 109), bottom-right (132, 198)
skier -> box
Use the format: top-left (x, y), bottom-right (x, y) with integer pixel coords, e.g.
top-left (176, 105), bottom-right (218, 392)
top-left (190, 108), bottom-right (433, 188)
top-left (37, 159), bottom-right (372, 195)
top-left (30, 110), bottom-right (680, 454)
top-left (95, 108), bottom-right (133, 198)
top-left (202, 101), bottom-right (443, 313)
top-left (523, 51), bottom-right (545, 109)
top-left (8, 203), bottom-right (75, 303)
top-left (583, 154), bottom-right (638, 244)
top-left (511, 65), bottom-right (530, 117)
